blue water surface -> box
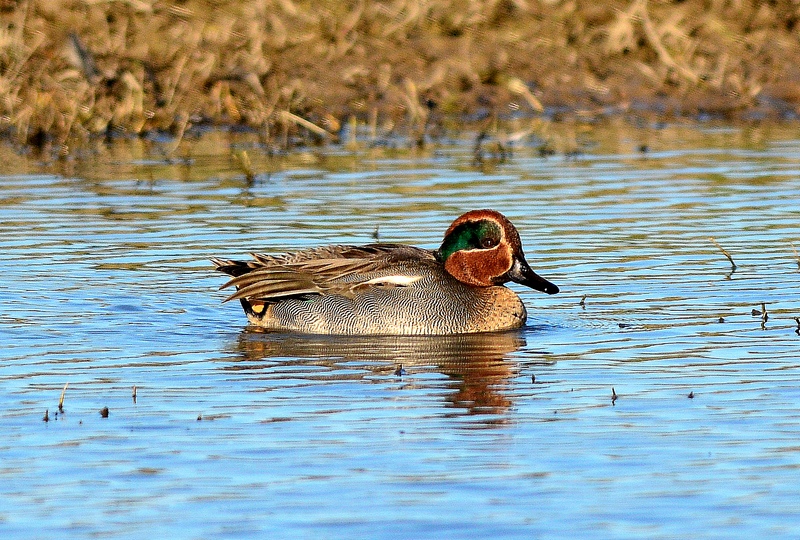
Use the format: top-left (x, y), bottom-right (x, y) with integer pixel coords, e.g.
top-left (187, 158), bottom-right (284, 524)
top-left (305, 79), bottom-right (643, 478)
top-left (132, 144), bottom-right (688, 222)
top-left (1, 122), bottom-right (800, 538)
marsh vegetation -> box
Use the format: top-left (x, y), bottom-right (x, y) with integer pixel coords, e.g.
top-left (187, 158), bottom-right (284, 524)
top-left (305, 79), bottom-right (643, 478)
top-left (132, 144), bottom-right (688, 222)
top-left (1, 0), bottom-right (798, 152)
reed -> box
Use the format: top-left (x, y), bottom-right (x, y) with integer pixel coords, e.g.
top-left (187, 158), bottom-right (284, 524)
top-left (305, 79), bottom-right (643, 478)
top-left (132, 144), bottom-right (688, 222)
top-left (709, 237), bottom-right (736, 269)
top-left (58, 382), bottom-right (68, 413)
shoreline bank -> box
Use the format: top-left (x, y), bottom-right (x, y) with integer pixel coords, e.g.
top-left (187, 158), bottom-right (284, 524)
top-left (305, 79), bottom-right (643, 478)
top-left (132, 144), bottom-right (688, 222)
top-left (2, 1), bottom-right (799, 152)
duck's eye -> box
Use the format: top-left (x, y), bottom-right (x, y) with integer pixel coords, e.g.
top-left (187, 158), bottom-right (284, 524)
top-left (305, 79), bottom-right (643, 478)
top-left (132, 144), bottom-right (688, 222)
top-left (480, 236), bottom-right (498, 249)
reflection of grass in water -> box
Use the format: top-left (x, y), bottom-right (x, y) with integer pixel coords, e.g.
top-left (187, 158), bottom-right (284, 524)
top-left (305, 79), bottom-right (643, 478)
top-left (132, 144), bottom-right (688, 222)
top-left (1, 0), bottom-right (799, 151)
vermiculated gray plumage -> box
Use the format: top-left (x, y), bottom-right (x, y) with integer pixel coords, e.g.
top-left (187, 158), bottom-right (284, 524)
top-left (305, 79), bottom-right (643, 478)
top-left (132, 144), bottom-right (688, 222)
top-left (212, 244), bottom-right (526, 335)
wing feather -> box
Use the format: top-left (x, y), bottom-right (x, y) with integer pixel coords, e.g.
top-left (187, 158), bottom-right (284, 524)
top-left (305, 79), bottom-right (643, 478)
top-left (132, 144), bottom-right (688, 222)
top-left (213, 244), bottom-right (437, 304)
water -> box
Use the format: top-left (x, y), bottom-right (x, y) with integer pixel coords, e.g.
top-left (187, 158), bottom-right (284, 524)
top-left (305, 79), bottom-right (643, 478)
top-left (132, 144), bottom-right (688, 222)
top-left (2, 121), bottom-right (800, 538)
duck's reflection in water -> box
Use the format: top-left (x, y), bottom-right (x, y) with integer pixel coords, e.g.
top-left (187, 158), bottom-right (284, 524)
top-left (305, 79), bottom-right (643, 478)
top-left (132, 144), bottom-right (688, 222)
top-left (226, 328), bottom-right (548, 416)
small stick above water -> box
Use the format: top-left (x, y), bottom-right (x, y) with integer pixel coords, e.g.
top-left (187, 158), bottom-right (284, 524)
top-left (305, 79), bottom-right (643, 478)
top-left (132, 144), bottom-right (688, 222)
top-left (232, 150), bottom-right (255, 184)
top-left (761, 303), bottom-right (769, 331)
top-left (58, 382), bottom-right (69, 413)
top-left (709, 237), bottom-right (737, 269)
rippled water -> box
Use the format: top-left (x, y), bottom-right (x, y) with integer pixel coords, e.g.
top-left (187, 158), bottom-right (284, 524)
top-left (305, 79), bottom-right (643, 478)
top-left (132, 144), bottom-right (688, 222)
top-left (2, 122), bottom-right (800, 538)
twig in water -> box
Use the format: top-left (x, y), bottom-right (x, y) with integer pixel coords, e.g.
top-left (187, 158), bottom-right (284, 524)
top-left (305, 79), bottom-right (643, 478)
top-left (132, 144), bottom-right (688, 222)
top-left (58, 382), bottom-right (68, 413)
top-left (43, 409), bottom-right (49, 422)
top-left (473, 131), bottom-right (487, 165)
top-left (132, 385), bottom-right (137, 404)
top-left (579, 295), bottom-right (586, 307)
top-left (232, 150), bottom-right (255, 185)
top-left (759, 302), bottom-right (768, 330)
top-left (611, 387), bottom-right (618, 405)
top-left (709, 237), bottom-right (737, 269)
top-left (167, 112), bottom-right (190, 157)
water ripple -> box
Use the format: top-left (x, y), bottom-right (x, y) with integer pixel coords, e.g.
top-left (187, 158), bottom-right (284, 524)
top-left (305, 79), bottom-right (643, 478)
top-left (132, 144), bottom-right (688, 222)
top-left (1, 124), bottom-right (800, 538)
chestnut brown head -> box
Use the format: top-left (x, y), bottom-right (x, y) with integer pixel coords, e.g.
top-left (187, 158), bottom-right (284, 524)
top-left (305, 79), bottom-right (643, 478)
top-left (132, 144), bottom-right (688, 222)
top-left (436, 209), bottom-right (559, 294)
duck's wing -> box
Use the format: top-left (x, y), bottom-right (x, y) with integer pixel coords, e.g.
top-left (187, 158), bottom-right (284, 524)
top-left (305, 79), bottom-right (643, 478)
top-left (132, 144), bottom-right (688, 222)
top-left (212, 244), bottom-right (437, 303)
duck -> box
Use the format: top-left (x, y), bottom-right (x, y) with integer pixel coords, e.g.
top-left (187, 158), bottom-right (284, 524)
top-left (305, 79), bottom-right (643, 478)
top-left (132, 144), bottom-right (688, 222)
top-left (212, 209), bottom-right (559, 335)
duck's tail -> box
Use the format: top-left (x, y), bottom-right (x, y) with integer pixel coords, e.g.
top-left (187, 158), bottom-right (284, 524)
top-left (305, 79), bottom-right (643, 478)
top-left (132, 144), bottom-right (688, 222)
top-left (210, 257), bottom-right (253, 278)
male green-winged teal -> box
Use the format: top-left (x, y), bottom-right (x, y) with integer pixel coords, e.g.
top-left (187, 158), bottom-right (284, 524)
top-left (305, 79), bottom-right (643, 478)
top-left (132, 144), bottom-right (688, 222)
top-left (212, 209), bottom-right (559, 335)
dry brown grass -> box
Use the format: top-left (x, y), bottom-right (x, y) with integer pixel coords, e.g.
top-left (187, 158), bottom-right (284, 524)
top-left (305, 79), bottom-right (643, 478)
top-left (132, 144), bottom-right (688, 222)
top-left (1, 0), bottom-right (799, 151)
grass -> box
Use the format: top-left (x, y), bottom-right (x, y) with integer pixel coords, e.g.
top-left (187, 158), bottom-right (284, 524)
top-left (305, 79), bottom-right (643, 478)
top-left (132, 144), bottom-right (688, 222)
top-left (709, 236), bottom-right (736, 269)
top-left (1, 0), bottom-right (799, 152)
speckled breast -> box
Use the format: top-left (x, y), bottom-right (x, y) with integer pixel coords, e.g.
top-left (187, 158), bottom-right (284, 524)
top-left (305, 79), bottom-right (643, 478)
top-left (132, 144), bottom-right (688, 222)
top-left (245, 269), bottom-right (528, 335)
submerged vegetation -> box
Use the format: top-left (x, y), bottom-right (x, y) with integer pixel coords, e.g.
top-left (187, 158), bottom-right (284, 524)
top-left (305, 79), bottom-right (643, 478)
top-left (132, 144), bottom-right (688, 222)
top-left (1, 0), bottom-right (799, 151)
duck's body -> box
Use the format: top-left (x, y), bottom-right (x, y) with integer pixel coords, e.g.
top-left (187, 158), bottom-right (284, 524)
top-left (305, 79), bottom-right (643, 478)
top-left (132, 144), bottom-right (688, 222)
top-left (212, 210), bottom-right (558, 335)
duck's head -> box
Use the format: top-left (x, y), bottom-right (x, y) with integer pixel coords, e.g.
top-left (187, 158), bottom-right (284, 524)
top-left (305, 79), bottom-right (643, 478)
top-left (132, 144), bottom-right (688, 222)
top-left (435, 209), bottom-right (559, 294)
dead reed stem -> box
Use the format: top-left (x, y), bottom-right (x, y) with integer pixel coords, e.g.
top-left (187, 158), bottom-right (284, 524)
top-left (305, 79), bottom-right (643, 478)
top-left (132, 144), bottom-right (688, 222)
top-left (58, 382), bottom-right (68, 413)
top-left (709, 237), bottom-right (736, 269)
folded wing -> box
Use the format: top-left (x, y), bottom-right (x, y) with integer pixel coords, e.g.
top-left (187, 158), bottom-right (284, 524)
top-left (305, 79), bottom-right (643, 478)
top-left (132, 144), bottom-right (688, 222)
top-left (212, 244), bottom-right (436, 303)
